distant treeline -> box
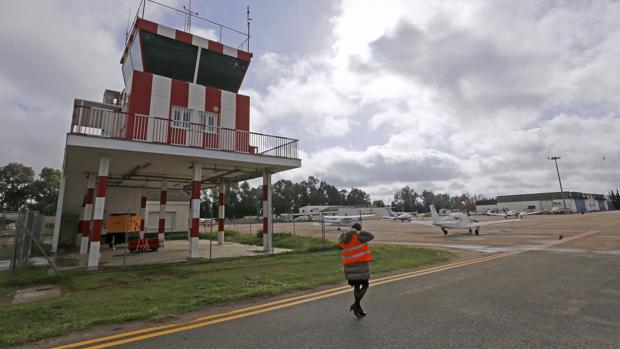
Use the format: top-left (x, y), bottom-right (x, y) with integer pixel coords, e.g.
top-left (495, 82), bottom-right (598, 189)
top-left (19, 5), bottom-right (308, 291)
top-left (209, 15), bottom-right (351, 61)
top-left (4, 161), bottom-right (616, 218)
top-left (201, 176), bottom-right (489, 218)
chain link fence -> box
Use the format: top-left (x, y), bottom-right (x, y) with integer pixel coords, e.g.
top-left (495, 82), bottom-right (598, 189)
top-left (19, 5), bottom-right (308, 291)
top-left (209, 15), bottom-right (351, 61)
top-left (1, 210), bottom-right (60, 279)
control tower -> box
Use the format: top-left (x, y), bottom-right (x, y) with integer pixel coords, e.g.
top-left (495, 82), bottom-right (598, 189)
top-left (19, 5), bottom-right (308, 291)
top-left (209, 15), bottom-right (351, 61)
top-left (52, 3), bottom-right (301, 268)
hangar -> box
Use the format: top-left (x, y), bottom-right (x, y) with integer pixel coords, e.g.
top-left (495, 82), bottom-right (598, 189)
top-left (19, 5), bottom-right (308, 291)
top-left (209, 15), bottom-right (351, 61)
top-left (476, 192), bottom-right (611, 214)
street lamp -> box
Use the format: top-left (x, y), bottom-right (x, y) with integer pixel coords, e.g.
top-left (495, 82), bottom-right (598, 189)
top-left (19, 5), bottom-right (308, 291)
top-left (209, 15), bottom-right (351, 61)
top-left (547, 156), bottom-right (567, 210)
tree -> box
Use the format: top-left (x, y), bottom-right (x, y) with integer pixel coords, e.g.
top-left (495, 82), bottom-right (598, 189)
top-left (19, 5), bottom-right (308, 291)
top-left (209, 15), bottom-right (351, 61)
top-left (392, 186), bottom-right (419, 212)
top-left (0, 162), bottom-right (35, 211)
top-left (272, 179), bottom-right (298, 215)
top-left (346, 188), bottom-right (370, 206)
top-left (28, 167), bottom-right (61, 215)
top-left (372, 200), bottom-right (385, 207)
top-left (609, 189), bottom-right (620, 210)
top-left (324, 183), bottom-right (345, 205)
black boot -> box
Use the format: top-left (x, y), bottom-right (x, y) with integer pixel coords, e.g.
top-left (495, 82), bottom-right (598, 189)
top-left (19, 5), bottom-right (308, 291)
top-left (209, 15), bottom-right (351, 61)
top-left (356, 303), bottom-right (367, 317)
top-left (350, 303), bottom-right (363, 318)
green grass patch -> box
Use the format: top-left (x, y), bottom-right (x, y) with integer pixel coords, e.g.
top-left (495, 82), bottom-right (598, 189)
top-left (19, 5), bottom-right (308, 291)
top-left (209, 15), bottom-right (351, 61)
top-left (167, 229), bottom-right (338, 253)
top-left (0, 245), bottom-right (13, 259)
top-left (0, 237), bottom-right (450, 347)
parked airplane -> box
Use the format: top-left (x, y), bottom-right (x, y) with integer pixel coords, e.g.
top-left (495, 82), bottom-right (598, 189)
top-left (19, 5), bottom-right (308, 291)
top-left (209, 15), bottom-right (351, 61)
top-left (383, 207), bottom-right (413, 222)
top-left (487, 208), bottom-right (542, 219)
top-left (518, 210), bottom-right (542, 218)
top-left (412, 205), bottom-right (520, 235)
top-left (199, 218), bottom-right (217, 227)
top-left (315, 212), bottom-right (377, 230)
top-left (486, 208), bottom-right (520, 219)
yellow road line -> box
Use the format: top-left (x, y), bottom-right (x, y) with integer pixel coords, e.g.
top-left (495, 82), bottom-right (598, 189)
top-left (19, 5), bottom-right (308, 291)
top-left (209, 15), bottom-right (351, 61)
top-left (57, 230), bottom-right (597, 349)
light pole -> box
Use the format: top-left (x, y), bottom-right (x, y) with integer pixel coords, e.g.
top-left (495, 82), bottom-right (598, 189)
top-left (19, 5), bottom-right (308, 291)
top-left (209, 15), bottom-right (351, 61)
top-left (547, 156), bottom-right (567, 210)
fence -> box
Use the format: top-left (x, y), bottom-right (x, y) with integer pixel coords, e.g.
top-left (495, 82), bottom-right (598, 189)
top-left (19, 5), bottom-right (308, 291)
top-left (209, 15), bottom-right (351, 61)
top-left (71, 105), bottom-right (299, 160)
top-left (2, 210), bottom-right (60, 279)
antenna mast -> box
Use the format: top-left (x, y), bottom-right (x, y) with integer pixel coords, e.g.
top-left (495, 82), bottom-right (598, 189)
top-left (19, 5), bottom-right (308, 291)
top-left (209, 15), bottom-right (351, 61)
top-left (183, 0), bottom-right (198, 33)
top-left (246, 6), bottom-right (252, 51)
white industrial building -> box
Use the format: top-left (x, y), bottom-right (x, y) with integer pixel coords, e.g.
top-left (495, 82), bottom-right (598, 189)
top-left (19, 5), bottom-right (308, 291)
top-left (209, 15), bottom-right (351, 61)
top-left (476, 192), bottom-right (611, 214)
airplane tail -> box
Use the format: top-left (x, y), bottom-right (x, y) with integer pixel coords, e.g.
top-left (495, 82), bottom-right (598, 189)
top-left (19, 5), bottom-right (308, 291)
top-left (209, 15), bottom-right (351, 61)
top-left (429, 205), bottom-right (440, 224)
top-left (385, 207), bottom-right (396, 217)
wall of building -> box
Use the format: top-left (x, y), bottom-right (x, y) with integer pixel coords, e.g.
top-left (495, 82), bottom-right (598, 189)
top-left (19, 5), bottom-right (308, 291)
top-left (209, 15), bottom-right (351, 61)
top-left (145, 201), bottom-right (190, 232)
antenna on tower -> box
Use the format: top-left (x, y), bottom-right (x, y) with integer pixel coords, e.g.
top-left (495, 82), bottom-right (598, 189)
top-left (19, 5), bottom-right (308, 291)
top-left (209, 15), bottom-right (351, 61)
top-left (246, 5), bottom-right (252, 51)
top-left (183, 0), bottom-right (198, 33)
top-left (125, 7), bottom-right (132, 44)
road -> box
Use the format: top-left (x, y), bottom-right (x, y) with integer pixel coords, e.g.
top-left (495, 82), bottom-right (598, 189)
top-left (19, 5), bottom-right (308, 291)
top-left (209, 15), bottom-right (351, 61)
top-left (56, 227), bottom-right (620, 349)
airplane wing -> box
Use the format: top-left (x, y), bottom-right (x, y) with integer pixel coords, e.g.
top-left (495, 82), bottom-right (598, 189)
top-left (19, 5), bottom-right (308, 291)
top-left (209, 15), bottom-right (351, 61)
top-left (471, 219), bottom-right (521, 227)
top-left (409, 220), bottom-right (435, 226)
top-left (519, 211), bottom-right (541, 216)
top-left (325, 214), bottom-right (377, 219)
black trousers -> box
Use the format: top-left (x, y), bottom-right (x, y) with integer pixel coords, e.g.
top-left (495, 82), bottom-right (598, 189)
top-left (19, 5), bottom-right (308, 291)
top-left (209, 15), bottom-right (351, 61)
top-left (348, 280), bottom-right (369, 305)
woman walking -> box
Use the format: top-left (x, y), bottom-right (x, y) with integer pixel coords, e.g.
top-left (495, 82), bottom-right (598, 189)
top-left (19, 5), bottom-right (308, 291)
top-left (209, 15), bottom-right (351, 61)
top-left (339, 222), bottom-right (374, 318)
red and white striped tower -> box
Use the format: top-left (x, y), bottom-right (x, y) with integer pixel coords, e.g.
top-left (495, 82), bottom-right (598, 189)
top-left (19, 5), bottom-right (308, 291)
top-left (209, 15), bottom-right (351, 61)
top-left (189, 164), bottom-right (202, 258)
top-left (80, 175), bottom-right (95, 255)
top-left (139, 194), bottom-right (147, 239)
top-left (218, 183), bottom-right (225, 245)
top-left (262, 170), bottom-right (272, 252)
top-left (88, 157), bottom-right (109, 267)
top-left (158, 180), bottom-right (167, 247)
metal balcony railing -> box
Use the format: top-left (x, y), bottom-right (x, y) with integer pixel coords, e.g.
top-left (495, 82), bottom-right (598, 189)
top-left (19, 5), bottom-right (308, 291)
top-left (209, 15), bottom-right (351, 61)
top-left (70, 105), bottom-right (299, 160)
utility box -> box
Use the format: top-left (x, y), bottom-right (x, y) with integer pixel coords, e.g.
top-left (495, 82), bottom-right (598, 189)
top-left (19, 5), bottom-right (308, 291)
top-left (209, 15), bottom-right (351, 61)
top-left (107, 213), bottom-right (141, 233)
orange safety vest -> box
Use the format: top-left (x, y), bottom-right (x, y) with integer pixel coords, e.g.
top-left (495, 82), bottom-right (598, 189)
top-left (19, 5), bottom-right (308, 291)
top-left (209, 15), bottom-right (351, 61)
top-left (339, 233), bottom-right (372, 265)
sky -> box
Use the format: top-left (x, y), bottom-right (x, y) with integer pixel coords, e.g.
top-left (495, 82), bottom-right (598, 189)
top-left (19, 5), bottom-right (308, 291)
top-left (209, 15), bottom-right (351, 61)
top-left (1, 0), bottom-right (619, 203)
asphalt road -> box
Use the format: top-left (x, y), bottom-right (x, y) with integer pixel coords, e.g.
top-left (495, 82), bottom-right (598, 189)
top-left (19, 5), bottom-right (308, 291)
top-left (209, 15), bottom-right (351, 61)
top-left (117, 246), bottom-right (620, 348)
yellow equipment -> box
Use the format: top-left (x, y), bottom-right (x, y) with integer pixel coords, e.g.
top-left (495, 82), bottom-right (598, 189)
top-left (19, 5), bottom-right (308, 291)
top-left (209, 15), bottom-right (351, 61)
top-left (107, 214), bottom-right (141, 233)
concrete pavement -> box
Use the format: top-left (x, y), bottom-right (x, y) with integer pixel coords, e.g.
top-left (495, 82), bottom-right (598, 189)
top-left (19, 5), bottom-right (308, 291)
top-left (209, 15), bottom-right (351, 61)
top-left (115, 246), bottom-right (619, 348)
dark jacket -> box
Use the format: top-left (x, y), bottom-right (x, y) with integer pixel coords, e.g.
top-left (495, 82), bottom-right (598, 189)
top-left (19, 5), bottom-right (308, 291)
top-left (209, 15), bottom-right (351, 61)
top-left (339, 229), bottom-right (374, 281)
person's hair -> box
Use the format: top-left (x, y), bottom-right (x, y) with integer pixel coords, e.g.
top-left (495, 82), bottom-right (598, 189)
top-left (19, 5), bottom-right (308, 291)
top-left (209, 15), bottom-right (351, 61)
top-left (351, 223), bottom-right (362, 231)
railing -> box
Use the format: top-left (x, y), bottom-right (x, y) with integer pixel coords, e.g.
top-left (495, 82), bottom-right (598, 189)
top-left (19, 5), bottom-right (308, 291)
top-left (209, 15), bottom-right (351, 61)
top-left (71, 105), bottom-right (299, 160)
top-left (131, 0), bottom-right (251, 51)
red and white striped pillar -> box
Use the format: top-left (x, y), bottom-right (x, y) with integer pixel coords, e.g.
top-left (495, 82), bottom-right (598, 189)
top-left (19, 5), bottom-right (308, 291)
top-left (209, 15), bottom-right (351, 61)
top-left (88, 157), bottom-right (109, 268)
top-left (189, 164), bottom-right (202, 258)
top-left (218, 183), bottom-right (225, 245)
top-left (80, 175), bottom-right (95, 255)
top-left (159, 180), bottom-right (167, 247)
top-left (76, 194), bottom-right (86, 247)
top-left (139, 194), bottom-right (147, 239)
top-left (262, 170), bottom-right (272, 252)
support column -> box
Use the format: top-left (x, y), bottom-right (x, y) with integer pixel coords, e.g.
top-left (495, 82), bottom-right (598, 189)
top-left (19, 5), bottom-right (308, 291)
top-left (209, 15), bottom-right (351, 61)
top-left (189, 164), bottom-right (202, 258)
top-left (88, 157), bottom-right (109, 268)
top-left (80, 175), bottom-right (95, 255)
top-left (139, 194), bottom-right (147, 239)
top-left (76, 195), bottom-right (85, 247)
top-left (262, 170), bottom-right (272, 252)
top-left (218, 183), bottom-right (225, 245)
top-left (159, 180), bottom-right (167, 247)
top-left (51, 175), bottom-right (66, 254)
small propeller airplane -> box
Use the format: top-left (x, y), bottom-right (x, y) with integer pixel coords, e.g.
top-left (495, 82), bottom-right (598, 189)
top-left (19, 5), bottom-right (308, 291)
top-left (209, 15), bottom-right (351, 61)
top-left (314, 211), bottom-right (377, 230)
top-left (411, 205), bottom-right (521, 235)
top-left (383, 207), bottom-right (414, 222)
top-left (486, 208), bottom-right (542, 219)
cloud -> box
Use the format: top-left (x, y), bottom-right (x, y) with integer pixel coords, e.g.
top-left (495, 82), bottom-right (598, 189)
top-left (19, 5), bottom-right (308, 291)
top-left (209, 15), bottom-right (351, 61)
top-left (1, 0), bottom-right (619, 204)
top-left (256, 0), bottom-right (620, 202)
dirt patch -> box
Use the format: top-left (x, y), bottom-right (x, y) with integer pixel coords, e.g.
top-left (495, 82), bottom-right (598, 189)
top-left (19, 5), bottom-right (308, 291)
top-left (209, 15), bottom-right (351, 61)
top-left (12, 285), bottom-right (61, 304)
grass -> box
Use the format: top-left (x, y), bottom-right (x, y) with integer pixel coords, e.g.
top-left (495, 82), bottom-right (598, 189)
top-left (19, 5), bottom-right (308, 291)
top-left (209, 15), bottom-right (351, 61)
top-left (0, 245), bottom-right (13, 259)
top-left (167, 229), bottom-right (338, 252)
top-left (0, 234), bottom-right (451, 347)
